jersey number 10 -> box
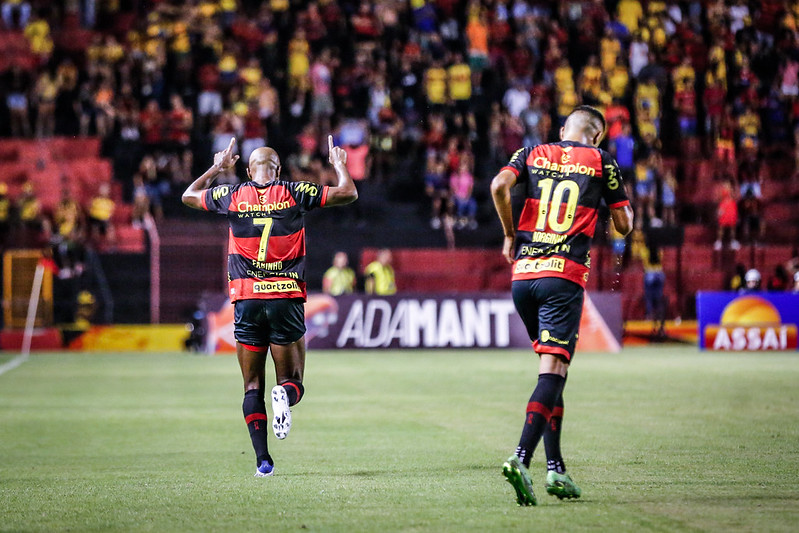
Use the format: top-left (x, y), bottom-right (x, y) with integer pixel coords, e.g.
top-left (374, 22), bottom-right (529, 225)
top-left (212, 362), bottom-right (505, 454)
top-left (536, 178), bottom-right (579, 233)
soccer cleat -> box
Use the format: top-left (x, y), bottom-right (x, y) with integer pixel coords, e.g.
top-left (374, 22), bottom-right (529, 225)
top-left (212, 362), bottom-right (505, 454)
top-left (502, 455), bottom-right (537, 506)
top-left (545, 470), bottom-right (582, 499)
top-left (271, 385), bottom-right (291, 440)
top-left (254, 460), bottom-right (274, 477)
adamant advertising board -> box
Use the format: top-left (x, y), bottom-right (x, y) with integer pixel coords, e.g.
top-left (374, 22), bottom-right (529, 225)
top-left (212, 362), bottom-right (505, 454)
top-left (206, 292), bottom-right (623, 353)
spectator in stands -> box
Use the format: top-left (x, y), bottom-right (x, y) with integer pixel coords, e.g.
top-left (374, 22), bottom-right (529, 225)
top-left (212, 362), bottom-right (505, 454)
top-left (310, 48), bottom-right (335, 138)
top-left (131, 175), bottom-right (150, 228)
top-left (322, 251), bottom-right (356, 296)
top-left (737, 105), bottom-right (761, 159)
top-left (167, 94), bottom-right (193, 153)
top-left (287, 28), bottom-right (311, 102)
top-left (519, 95), bottom-right (545, 148)
top-left (786, 248), bottom-right (799, 280)
top-left (92, 79), bottom-right (115, 138)
top-left (632, 229), bottom-right (666, 330)
top-left (364, 248), bottom-right (396, 295)
top-left (740, 268), bottom-right (761, 293)
top-left (370, 99), bottom-right (401, 183)
top-left (767, 265), bottom-right (791, 292)
top-left (793, 271), bottom-right (799, 293)
top-left (450, 157), bottom-right (477, 231)
top-left (16, 181), bottom-right (49, 246)
top-left (738, 188), bottom-right (763, 246)
top-left (634, 156), bottom-right (656, 227)
top-left (51, 187), bottom-right (86, 279)
top-left (23, 9), bottom-right (53, 58)
top-left (660, 169), bottom-right (678, 227)
top-left (33, 67), bottom-right (58, 138)
top-left (704, 77), bottom-right (726, 154)
top-left (715, 181), bottom-right (740, 251)
top-left (447, 51), bottom-right (475, 134)
top-left (610, 122), bottom-right (635, 183)
top-left (727, 263), bottom-right (747, 291)
top-left (135, 155), bottom-right (166, 222)
top-left (5, 64), bottom-right (31, 138)
top-left (197, 69), bottom-right (223, 134)
top-left (0, 183), bottom-right (10, 248)
top-left (87, 182), bottom-right (116, 247)
top-left (241, 102), bottom-right (267, 164)
top-left (503, 78), bottom-right (531, 119)
top-left (424, 151), bottom-right (449, 230)
top-left (424, 60), bottom-right (448, 114)
top-left (337, 117), bottom-right (370, 184)
top-left (1, 0), bottom-right (31, 29)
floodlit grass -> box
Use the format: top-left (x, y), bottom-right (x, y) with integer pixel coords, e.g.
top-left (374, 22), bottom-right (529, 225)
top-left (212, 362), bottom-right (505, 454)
top-left (1, 347), bottom-right (798, 532)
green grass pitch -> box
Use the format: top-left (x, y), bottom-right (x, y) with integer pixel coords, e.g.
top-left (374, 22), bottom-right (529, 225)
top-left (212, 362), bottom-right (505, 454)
top-left (1, 346), bottom-right (798, 532)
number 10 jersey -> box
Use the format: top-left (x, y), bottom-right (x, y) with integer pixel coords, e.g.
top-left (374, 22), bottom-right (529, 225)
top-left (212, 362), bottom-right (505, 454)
top-left (202, 180), bottom-right (329, 301)
top-left (501, 141), bottom-right (630, 288)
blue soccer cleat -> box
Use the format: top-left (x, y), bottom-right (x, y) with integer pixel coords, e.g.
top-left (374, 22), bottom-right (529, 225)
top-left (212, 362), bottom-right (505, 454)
top-left (254, 460), bottom-right (274, 477)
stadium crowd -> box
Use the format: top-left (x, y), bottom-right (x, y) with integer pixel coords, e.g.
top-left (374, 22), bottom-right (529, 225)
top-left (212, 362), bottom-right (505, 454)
top-left (1, 0), bottom-right (799, 269)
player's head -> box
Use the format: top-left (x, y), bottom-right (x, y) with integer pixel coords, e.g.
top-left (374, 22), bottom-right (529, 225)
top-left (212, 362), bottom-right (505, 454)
top-left (247, 147), bottom-right (281, 181)
top-left (560, 105), bottom-right (606, 147)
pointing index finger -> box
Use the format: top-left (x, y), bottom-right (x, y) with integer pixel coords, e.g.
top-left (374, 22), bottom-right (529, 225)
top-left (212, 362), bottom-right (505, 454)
top-left (328, 135), bottom-right (334, 153)
top-left (228, 137), bottom-right (236, 151)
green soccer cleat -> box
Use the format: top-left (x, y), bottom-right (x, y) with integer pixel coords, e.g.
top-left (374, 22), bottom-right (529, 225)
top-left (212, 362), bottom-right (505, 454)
top-left (502, 455), bottom-right (537, 506)
top-left (545, 470), bottom-right (582, 500)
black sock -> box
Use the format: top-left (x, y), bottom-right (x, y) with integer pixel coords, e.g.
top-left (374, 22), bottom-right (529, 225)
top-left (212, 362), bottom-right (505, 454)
top-left (243, 389), bottom-right (271, 465)
top-left (515, 373), bottom-right (566, 468)
top-left (280, 379), bottom-right (304, 406)
top-left (545, 392), bottom-right (566, 473)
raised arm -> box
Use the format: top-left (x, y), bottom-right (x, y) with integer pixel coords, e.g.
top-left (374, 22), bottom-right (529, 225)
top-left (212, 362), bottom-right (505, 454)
top-left (324, 135), bottom-right (359, 206)
top-left (490, 168), bottom-right (518, 264)
top-left (182, 137), bottom-right (239, 210)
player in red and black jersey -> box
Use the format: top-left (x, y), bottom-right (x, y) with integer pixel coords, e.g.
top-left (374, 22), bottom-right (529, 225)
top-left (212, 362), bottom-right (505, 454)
top-left (491, 106), bottom-right (633, 505)
top-left (182, 136), bottom-right (357, 477)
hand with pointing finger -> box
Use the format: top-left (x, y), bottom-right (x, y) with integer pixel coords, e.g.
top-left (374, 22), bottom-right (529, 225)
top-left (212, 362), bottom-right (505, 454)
top-left (328, 135), bottom-right (347, 167)
top-left (214, 137), bottom-right (239, 171)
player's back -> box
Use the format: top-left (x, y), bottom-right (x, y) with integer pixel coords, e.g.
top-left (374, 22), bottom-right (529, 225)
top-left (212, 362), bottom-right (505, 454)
top-left (501, 140), bottom-right (629, 288)
top-left (203, 179), bottom-right (329, 301)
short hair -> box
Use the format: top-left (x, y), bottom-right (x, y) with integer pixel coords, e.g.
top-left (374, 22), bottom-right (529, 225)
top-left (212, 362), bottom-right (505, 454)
top-left (569, 105), bottom-right (606, 137)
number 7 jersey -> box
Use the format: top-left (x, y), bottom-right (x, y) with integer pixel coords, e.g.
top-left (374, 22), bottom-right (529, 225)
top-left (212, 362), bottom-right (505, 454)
top-left (202, 180), bottom-right (329, 301)
top-left (501, 141), bottom-right (630, 288)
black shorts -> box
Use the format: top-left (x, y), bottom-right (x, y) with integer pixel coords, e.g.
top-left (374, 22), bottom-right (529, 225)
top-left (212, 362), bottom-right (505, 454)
top-left (234, 298), bottom-right (306, 348)
top-left (511, 278), bottom-right (585, 362)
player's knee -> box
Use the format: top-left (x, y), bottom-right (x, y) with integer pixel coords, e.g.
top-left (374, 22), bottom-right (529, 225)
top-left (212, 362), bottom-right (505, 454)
top-left (280, 379), bottom-right (304, 406)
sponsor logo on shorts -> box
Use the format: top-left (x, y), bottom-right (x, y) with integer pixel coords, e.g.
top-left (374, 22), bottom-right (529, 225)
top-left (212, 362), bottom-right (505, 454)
top-left (252, 280), bottom-right (300, 293)
top-left (514, 257), bottom-right (566, 274)
top-left (540, 329), bottom-right (570, 345)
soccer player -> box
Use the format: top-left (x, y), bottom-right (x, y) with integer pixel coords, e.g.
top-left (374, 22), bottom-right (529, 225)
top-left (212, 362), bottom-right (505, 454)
top-left (182, 136), bottom-right (358, 477)
top-left (490, 106), bottom-right (633, 505)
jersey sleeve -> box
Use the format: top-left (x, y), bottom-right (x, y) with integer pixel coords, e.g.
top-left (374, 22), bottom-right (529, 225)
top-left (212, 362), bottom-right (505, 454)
top-left (600, 150), bottom-right (631, 209)
top-left (202, 184), bottom-right (235, 214)
top-left (500, 146), bottom-right (532, 177)
top-left (287, 181), bottom-right (329, 212)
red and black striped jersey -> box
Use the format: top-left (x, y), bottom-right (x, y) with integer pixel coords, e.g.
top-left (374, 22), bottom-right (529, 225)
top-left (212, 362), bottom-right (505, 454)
top-left (501, 141), bottom-right (631, 288)
top-left (202, 180), bottom-right (329, 301)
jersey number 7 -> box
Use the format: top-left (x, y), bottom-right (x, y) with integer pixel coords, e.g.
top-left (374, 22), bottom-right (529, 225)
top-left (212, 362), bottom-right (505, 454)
top-left (253, 217), bottom-right (274, 262)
